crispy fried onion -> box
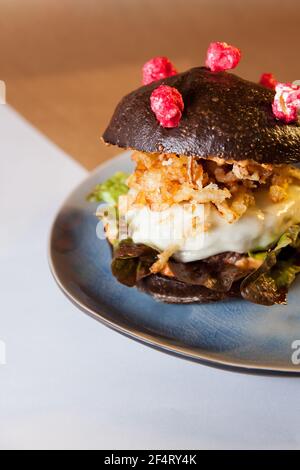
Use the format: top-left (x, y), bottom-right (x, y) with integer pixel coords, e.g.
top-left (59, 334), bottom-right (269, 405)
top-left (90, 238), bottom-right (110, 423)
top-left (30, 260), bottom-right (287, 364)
top-left (126, 152), bottom-right (300, 223)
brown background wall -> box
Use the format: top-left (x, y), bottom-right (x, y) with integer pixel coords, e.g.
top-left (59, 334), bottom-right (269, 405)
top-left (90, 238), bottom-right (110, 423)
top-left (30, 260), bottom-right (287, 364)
top-left (1, 0), bottom-right (300, 169)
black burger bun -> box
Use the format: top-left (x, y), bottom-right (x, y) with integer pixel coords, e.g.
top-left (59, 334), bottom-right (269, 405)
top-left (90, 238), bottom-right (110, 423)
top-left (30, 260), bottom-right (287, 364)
top-left (103, 67), bottom-right (300, 164)
top-left (137, 274), bottom-right (241, 304)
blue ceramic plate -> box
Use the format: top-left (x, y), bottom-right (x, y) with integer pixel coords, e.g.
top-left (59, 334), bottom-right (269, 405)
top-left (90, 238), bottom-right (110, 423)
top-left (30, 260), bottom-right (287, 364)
top-left (49, 152), bottom-right (300, 374)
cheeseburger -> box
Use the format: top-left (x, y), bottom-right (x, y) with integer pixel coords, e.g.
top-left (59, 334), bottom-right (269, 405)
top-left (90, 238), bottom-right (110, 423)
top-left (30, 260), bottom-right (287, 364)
top-left (89, 43), bottom-right (300, 306)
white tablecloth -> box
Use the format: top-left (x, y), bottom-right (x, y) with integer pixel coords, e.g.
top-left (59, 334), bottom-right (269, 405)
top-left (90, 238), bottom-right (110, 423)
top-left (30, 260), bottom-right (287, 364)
top-left (1, 105), bottom-right (300, 450)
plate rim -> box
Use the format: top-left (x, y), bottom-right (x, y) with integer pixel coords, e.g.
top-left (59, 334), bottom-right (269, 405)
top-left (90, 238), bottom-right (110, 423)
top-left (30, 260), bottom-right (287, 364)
top-left (48, 153), bottom-right (300, 376)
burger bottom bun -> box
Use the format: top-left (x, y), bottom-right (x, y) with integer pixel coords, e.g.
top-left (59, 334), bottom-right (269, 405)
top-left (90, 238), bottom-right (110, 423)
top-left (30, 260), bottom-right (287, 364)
top-left (137, 274), bottom-right (241, 304)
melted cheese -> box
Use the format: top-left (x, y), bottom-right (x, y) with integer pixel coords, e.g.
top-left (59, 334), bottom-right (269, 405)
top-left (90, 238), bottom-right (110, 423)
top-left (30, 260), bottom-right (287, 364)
top-left (125, 185), bottom-right (300, 263)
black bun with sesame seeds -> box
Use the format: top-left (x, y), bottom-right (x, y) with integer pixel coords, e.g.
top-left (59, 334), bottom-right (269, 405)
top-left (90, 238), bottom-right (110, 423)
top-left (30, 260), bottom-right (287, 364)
top-left (103, 67), bottom-right (300, 164)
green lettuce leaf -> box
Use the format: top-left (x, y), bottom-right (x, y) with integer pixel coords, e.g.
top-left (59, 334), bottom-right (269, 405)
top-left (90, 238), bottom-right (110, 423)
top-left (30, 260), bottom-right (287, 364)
top-left (241, 225), bottom-right (300, 306)
top-left (87, 172), bottom-right (129, 205)
top-left (272, 259), bottom-right (300, 289)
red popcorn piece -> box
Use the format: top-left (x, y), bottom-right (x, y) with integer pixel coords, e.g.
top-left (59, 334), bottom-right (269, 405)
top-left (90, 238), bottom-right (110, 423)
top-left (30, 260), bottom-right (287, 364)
top-left (150, 85), bottom-right (184, 128)
top-left (260, 73), bottom-right (277, 90)
top-left (206, 42), bottom-right (241, 72)
top-left (272, 83), bottom-right (300, 123)
top-left (143, 57), bottom-right (178, 85)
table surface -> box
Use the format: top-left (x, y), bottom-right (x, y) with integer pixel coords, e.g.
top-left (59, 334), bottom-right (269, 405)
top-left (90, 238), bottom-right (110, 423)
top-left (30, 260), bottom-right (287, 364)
top-left (1, 0), bottom-right (300, 169)
top-left (1, 104), bottom-right (300, 450)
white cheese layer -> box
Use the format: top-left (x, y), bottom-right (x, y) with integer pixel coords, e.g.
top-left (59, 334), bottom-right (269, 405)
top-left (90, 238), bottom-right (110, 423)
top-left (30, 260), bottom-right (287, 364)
top-left (125, 185), bottom-right (300, 263)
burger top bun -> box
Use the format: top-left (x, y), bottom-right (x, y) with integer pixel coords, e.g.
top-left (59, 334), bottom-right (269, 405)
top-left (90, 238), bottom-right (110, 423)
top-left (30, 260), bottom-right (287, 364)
top-left (103, 67), bottom-right (300, 164)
